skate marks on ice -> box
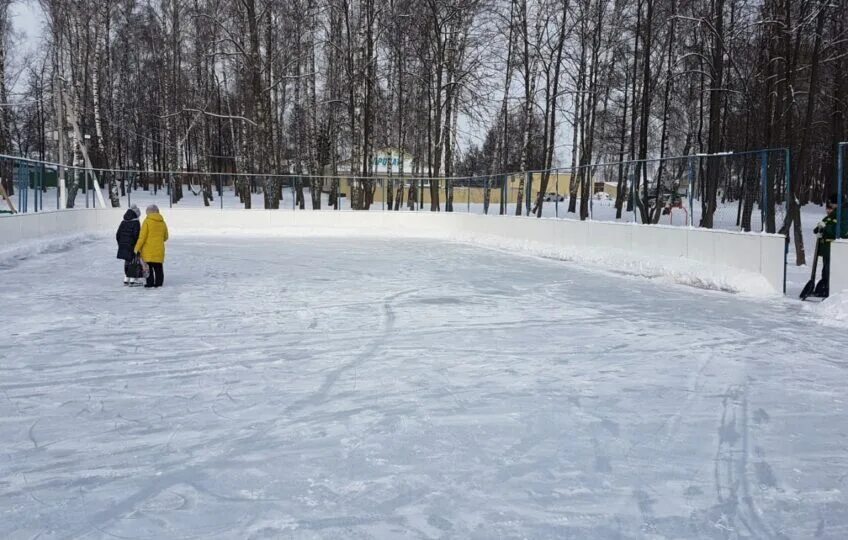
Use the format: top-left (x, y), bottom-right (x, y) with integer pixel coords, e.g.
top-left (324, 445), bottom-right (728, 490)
top-left (706, 385), bottom-right (782, 539)
top-left (3, 238), bottom-right (848, 538)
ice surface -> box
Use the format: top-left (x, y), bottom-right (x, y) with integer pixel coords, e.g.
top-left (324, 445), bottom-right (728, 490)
top-left (2, 235), bottom-right (848, 539)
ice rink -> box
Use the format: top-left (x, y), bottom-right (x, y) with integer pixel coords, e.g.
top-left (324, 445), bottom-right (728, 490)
top-left (2, 235), bottom-right (847, 539)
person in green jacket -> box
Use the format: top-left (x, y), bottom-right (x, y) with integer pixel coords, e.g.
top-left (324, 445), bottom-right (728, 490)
top-left (812, 194), bottom-right (848, 298)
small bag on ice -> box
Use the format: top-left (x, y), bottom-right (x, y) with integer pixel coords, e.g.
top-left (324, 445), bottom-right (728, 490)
top-left (126, 255), bottom-right (146, 280)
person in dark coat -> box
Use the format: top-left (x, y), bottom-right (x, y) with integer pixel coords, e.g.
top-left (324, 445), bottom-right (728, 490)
top-left (116, 205), bottom-right (141, 285)
top-left (812, 194), bottom-right (848, 298)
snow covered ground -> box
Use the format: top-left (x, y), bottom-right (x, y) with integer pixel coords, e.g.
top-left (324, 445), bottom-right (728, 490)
top-left (2, 234), bottom-right (848, 539)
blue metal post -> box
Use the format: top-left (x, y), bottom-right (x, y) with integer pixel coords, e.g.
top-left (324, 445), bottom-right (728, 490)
top-left (38, 165), bottom-right (43, 210)
top-left (760, 150), bottom-right (768, 232)
top-left (35, 164), bottom-right (40, 212)
top-left (24, 166), bottom-right (27, 212)
top-left (24, 164), bottom-right (28, 213)
top-left (24, 163), bottom-right (29, 212)
top-left (17, 162), bottom-right (23, 213)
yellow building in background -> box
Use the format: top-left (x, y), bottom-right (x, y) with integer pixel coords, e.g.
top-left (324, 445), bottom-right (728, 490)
top-left (344, 172), bottom-right (580, 205)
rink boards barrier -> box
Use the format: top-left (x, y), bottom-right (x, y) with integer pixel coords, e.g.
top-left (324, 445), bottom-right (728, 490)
top-left (0, 209), bottom-right (114, 242)
top-left (832, 240), bottom-right (848, 295)
top-left (0, 209), bottom-right (786, 294)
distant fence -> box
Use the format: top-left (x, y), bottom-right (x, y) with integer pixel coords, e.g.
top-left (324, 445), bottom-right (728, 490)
top-left (0, 149), bottom-right (790, 235)
top-left (569, 149), bottom-right (790, 233)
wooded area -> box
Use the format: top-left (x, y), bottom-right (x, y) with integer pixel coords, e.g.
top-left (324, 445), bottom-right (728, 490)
top-left (0, 0), bottom-right (845, 259)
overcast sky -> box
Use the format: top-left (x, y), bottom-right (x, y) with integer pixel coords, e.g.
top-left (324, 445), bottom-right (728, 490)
top-left (10, 0), bottom-right (43, 54)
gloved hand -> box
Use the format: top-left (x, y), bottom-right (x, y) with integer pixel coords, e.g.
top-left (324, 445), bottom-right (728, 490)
top-left (814, 221), bottom-right (826, 234)
top-left (816, 231), bottom-right (823, 239)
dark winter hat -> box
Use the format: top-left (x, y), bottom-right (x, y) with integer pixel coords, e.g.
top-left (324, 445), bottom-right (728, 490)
top-left (827, 194), bottom-right (839, 206)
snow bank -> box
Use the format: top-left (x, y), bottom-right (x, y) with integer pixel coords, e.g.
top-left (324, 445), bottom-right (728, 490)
top-left (449, 232), bottom-right (777, 296)
top-left (0, 232), bottom-right (105, 269)
top-left (807, 292), bottom-right (848, 329)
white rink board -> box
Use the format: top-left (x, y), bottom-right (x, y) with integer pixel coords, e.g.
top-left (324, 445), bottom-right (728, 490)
top-left (0, 209), bottom-right (786, 294)
top-left (832, 240), bottom-right (848, 294)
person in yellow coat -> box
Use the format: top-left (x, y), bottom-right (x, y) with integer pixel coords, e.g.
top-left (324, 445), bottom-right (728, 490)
top-left (134, 204), bottom-right (169, 288)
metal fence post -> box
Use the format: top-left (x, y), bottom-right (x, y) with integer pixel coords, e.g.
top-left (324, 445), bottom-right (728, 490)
top-left (631, 164), bottom-right (638, 223)
top-left (589, 167), bottom-right (594, 221)
top-left (467, 178), bottom-right (471, 213)
top-left (838, 142), bottom-right (845, 239)
top-left (525, 171), bottom-right (532, 216)
top-left (41, 164), bottom-right (45, 211)
top-left (25, 163), bottom-right (29, 213)
top-left (784, 148), bottom-right (791, 295)
top-left (35, 164), bottom-right (40, 212)
top-left (687, 157), bottom-right (695, 227)
top-left (555, 172), bottom-right (559, 218)
top-left (760, 150), bottom-right (768, 232)
top-left (57, 162), bottom-right (64, 210)
top-left (15, 162), bottom-right (21, 213)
